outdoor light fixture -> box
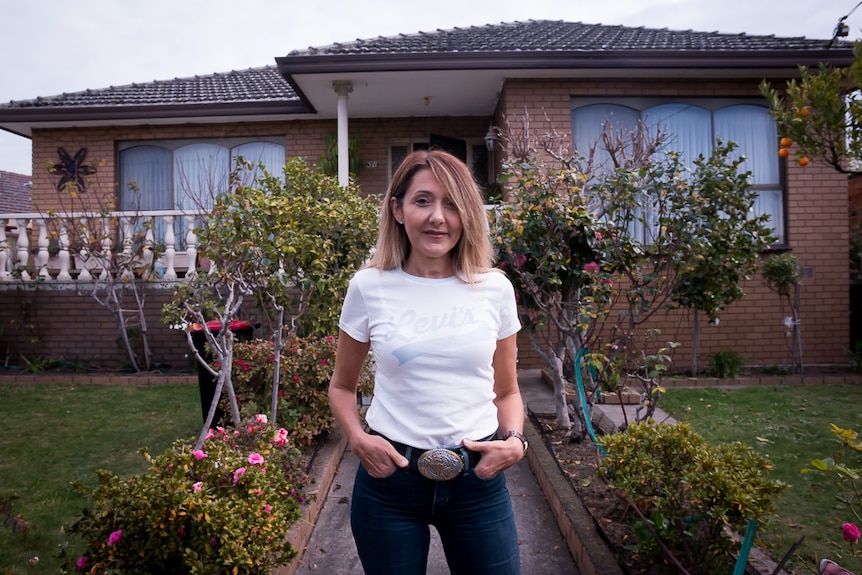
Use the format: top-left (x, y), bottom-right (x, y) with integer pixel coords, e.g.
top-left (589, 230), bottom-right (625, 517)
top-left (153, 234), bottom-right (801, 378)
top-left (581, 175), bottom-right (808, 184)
top-left (485, 124), bottom-right (498, 151)
top-left (836, 19), bottom-right (850, 38)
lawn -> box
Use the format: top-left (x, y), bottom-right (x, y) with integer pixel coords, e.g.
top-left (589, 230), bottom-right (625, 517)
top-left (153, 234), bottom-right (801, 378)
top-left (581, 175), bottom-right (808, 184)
top-left (659, 384), bottom-right (862, 574)
top-left (0, 383), bottom-right (201, 575)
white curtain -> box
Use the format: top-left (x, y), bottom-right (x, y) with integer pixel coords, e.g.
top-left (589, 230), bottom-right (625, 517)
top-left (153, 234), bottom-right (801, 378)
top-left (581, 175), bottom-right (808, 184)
top-left (119, 145), bottom-right (171, 211)
top-left (715, 105), bottom-right (782, 242)
top-left (119, 145), bottom-right (172, 243)
top-left (643, 103), bottom-right (711, 172)
top-left (231, 142), bottom-right (285, 186)
top-left (572, 104), bottom-right (639, 175)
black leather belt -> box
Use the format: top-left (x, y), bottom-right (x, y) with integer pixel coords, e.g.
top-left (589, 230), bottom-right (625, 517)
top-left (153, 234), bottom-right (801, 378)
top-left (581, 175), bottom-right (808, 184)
top-left (376, 433), bottom-right (483, 481)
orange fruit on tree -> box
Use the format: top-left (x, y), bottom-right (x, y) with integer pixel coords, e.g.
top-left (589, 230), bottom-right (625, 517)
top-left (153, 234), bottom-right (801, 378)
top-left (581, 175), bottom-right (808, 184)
top-left (798, 157), bottom-right (810, 166)
top-left (779, 137), bottom-right (793, 148)
top-left (778, 148), bottom-right (789, 158)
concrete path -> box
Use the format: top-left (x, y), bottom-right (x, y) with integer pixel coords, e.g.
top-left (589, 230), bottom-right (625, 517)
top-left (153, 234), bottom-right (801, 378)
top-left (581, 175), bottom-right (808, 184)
top-left (293, 370), bottom-right (582, 574)
top-left (292, 370), bottom-right (676, 574)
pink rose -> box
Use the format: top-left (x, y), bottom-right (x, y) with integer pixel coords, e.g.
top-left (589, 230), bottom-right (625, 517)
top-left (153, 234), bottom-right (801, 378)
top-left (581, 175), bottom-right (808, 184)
top-left (273, 428), bottom-right (289, 446)
top-left (193, 450), bottom-right (207, 460)
top-left (264, 504), bottom-right (272, 514)
top-left (248, 453), bottom-right (264, 465)
top-left (107, 529), bottom-right (122, 546)
top-left (843, 522), bottom-right (860, 543)
top-left (233, 467), bottom-right (246, 483)
top-left (193, 482), bottom-right (203, 492)
top-left (255, 414), bottom-right (268, 424)
top-left (583, 261), bottom-right (600, 274)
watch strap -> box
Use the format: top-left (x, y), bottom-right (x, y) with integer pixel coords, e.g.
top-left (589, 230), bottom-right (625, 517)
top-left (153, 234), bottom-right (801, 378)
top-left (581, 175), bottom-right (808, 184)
top-left (502, 430), bottom-right (528, 453)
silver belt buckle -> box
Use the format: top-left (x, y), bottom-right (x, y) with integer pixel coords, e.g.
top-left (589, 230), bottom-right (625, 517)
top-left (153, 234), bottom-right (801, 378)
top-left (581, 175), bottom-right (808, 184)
top-left (417, 448), bottom-right (463, 480)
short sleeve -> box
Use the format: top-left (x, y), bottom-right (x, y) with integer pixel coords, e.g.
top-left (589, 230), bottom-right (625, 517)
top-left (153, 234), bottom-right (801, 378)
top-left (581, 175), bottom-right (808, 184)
top-left (338, 275), bottom-right (370, 343)
top-left (495, 273), bottom-right (521, 340)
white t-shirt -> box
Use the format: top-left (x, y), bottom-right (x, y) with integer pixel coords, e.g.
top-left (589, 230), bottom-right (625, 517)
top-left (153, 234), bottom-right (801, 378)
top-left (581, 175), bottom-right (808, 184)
top-left (339, 267), bottom-right (521, 449)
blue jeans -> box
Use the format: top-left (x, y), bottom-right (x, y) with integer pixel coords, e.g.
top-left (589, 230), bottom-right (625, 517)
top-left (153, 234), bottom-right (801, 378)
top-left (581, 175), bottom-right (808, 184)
top-left (351, 461), bottom-right (521, 575)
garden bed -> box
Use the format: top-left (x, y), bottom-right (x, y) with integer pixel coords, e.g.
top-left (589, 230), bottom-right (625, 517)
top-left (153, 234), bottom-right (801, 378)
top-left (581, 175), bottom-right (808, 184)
top-left (528, 412), bottom-right (788, 575)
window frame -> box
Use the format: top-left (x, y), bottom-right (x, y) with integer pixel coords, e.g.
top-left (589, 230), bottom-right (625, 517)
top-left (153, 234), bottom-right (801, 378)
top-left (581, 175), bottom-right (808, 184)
top-left (571, 97), bottom-right (785, 246)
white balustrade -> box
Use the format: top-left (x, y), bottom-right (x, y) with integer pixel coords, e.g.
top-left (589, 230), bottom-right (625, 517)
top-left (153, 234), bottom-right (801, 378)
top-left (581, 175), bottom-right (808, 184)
top-left (0, 209), bottom-right (206, 284)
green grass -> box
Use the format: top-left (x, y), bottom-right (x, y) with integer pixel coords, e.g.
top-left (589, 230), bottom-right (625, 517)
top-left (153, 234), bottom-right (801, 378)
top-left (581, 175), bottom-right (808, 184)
top-left (659, 385), bottom-right (862, 573)
top-left (0, 383), bottom-right (201, 575)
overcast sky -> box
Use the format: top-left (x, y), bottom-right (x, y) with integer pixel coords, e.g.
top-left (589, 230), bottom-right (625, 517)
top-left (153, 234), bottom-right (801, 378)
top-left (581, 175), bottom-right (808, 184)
top-left (2, 0), bottom-right (861, 176)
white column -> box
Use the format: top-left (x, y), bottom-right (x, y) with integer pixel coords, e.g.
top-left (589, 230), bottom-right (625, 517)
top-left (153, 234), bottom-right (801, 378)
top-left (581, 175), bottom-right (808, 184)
top-left (163, 215), bottom-right (177, 280)
top-left (120, 217), bottom-right (133, 280)
top-left (15, 219), bottom-right (30, 281)
top-left (184, 215), bottom-right (198, 279)
top-left (76, 218), bottom-right (92, 281)
top-left (99, 217), bottom-right (113, 281)
top-left (332, 81), bottom-right (353, 188)
top-left (57, 223), bottom-right (72, 281)
top-left (36, 218), bottom-right (50, 280)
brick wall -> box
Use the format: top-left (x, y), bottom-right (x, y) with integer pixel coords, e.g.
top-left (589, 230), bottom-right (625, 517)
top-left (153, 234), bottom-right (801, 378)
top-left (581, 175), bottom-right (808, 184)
top-left (13, 82), bottom-right (852, 373)
top-left (500, 77), bottom-right (850, 369)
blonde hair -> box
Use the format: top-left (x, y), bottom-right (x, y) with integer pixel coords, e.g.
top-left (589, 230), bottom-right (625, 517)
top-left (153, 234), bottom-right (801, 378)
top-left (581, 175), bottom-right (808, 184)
top-left (366, 149), bottom-right (494, 282)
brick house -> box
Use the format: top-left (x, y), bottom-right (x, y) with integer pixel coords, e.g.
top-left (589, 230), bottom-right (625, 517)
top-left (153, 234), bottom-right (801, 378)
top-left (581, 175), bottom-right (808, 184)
top-left (0, 20), bottom-right (854, 372)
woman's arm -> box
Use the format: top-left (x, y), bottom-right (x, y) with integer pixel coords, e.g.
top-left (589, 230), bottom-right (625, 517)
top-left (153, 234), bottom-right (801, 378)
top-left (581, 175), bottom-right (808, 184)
top-left (328, 329), bottom-right (407, 477)
top-left (462, 333), bottom-right (525, 478)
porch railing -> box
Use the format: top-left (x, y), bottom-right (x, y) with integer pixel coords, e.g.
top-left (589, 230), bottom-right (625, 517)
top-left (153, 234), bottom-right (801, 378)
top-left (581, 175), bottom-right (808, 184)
top-left (0, 209), bottom-right (207, 283)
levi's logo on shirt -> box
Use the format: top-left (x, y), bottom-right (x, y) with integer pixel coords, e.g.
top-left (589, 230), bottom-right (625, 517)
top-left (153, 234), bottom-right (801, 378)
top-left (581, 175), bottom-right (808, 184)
top-left (380, 308), bottom-right (488, 365)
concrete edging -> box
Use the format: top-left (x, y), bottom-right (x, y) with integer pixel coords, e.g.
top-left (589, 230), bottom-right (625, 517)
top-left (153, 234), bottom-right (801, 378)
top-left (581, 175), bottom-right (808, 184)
top-left (523, 418), bottom-right (625, 575)
top-left (276, 428), bottom-right (349, 575)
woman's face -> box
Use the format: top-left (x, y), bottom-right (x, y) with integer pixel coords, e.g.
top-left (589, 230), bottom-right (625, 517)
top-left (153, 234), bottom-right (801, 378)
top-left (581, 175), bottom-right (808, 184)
top-left (391, 167), bottom-right (463, 274)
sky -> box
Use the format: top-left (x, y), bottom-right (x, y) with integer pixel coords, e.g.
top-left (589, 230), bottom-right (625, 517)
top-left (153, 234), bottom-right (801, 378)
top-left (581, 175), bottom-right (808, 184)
top-left (2, 0), bottom-right (861, 176)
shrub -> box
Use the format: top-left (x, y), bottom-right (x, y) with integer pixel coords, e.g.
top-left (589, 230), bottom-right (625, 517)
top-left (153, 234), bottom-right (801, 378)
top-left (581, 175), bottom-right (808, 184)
top-left (59, 415), bottom-right (310, 575)
top-left (705, 349), bottom-right (745, 378)
top-left (597, 422), bottom-right (786, 574)
top-left (231, 334), bottom-right (374, 445)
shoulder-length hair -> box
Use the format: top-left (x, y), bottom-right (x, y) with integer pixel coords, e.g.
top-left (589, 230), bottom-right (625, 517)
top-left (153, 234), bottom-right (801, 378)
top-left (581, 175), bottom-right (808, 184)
top-left (366, 149), bottom-right (494, 282)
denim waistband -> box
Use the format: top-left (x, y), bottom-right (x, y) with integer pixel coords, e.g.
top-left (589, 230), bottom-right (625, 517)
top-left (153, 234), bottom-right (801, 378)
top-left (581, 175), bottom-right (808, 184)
top-left (370, 430), bottom-right (495, 476)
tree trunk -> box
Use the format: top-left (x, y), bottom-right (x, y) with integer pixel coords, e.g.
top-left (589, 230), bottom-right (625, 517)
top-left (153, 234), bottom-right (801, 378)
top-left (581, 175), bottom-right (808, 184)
top-left (550, 356), bottom-right (572, 429)
top-left (270, 305), bottom-right (285, 427)
top-left (691, 312), bottom-right (701, 376)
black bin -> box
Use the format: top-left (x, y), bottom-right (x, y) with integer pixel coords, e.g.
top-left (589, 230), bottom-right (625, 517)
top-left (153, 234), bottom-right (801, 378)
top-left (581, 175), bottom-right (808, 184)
top-left (189, 319), bottom-right (255, 426)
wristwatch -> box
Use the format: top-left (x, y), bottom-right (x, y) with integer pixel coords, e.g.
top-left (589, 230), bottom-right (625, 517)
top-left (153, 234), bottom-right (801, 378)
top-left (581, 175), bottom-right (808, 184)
top-left (503, 430), bottom-right (528, 455)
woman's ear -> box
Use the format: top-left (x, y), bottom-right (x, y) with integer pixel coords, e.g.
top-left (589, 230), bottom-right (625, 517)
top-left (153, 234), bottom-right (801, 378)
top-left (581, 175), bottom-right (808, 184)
top-left (390, 196), bottom-right (403, 224)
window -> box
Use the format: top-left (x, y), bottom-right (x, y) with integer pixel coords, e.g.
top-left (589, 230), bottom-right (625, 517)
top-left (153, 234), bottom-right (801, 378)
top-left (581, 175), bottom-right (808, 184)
top-left (571, 99), bottom-right (783, 244)
top-left (118, 138), bottom-right (285, 245)
top-left (389, 136), bottom-right (491, 193)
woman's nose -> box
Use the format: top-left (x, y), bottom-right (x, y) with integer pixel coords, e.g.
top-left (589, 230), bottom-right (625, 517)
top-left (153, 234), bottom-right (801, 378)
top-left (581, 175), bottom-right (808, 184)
top-left (429, 201), bottom-right (445, 221)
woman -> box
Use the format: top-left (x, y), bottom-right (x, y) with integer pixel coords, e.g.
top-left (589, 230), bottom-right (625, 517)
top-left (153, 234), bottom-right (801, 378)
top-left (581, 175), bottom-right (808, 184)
top-left (328, 149), bottom-right (526, 575)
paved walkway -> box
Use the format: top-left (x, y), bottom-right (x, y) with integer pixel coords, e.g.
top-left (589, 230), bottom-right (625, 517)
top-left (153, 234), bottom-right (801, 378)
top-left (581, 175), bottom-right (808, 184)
top-left (291, 369), bottom-right (676, 574)
top-left (293, 370), bottom-right (584, 574)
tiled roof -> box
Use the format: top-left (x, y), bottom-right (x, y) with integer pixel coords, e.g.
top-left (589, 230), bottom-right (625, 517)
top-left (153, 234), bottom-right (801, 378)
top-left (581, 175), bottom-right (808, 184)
top-left (0, 171), bottom-right (32, 213)
top-left (0, 20), bottom-right (850, 111)
top-left (289, 19), bottom-right (842, 56)
top-left (1, 66), bottom-right (296, 110)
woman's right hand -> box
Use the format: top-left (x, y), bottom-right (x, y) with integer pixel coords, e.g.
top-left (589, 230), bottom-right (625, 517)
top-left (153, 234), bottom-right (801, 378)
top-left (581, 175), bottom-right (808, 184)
top-left (352, 433), bottom-right (409, 478)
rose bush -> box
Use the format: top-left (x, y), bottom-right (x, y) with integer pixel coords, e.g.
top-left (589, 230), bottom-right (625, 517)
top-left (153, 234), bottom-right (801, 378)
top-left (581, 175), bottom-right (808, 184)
top-left (59, 415), bottom-right (310, 575)
top-left (230, 334), bottom-right (374, 445)
top-left (803, 424), bottom-right (862, 570)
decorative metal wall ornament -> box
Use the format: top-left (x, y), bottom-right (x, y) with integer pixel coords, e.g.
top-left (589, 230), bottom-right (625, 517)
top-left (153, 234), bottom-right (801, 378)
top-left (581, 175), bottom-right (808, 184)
top-left (52, 147), bottom-right (96, 192)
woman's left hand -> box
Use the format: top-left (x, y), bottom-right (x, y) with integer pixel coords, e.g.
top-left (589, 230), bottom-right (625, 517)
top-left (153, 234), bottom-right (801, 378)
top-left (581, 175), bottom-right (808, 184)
top-left (462, 436), bottom-right (524, 480)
